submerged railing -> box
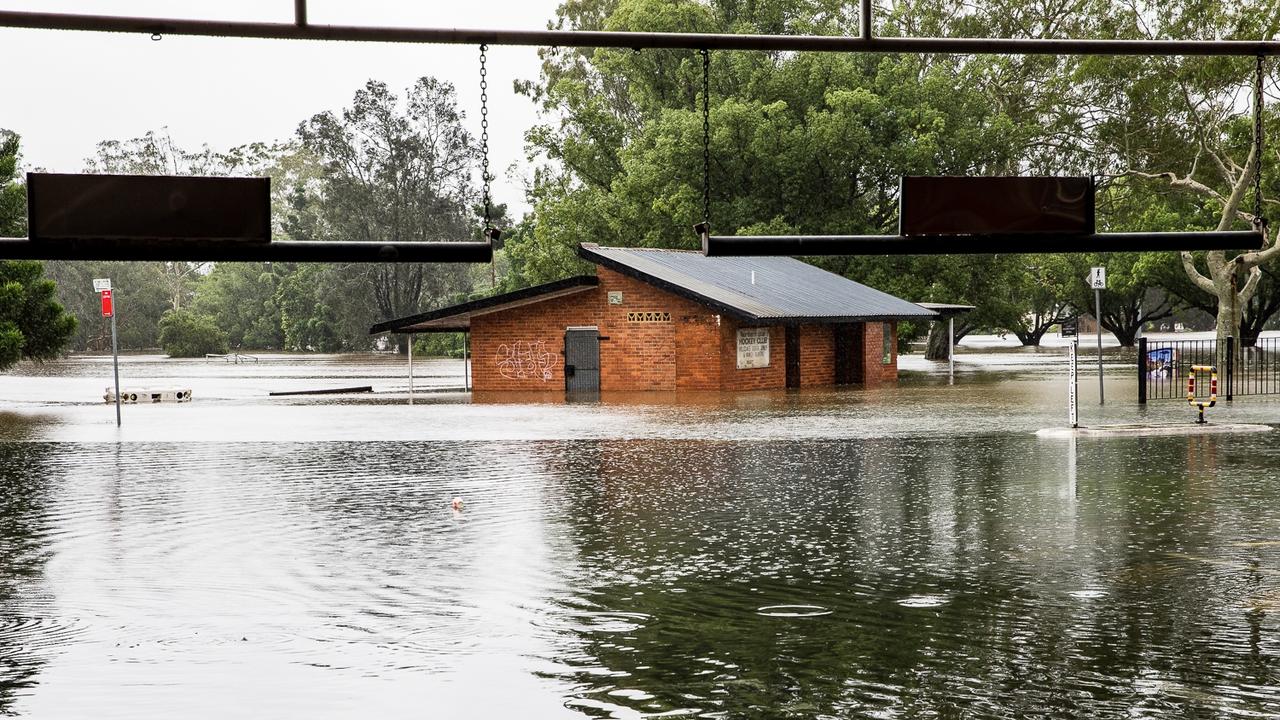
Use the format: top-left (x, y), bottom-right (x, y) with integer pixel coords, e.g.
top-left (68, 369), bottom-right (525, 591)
top-left (1139, 336), bottom-right (1280, 402)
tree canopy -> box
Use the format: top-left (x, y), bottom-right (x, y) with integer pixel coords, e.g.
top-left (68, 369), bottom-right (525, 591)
top-left (0, 132), bottom-right (76, 370)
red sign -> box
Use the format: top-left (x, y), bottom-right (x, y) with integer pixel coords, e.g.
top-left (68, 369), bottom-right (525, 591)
top-left (100, 289), bottom-right (113, 317)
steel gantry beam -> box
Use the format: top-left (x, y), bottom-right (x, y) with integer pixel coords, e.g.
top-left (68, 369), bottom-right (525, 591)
top-left (0, 4), bottom-right (1278, 56)
top-left (0, 238), bottom-right (495, 264)
top-left (699, 231), bottom-right (1266, 257)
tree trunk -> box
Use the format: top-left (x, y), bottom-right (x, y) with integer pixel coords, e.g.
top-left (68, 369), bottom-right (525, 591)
top-left (925, 321), bottom-right (968, 361)
top-left (1014, 327), bottom-right (1048, 346)
top-left (1213, 295), bottom-right (1243, 352)
top-left (1108, 322), bottom-right (1138, 348)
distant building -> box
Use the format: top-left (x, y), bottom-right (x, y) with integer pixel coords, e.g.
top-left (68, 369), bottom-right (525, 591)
top-left (371, 243), bottom-right (937, 393)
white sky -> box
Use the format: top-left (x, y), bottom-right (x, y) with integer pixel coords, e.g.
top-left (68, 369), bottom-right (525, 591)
top-left (0, 1), bottom-right (566, 217)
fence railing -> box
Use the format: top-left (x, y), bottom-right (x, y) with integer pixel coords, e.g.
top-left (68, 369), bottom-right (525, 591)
top-left (1139, 336), bottom-right (1280, 402)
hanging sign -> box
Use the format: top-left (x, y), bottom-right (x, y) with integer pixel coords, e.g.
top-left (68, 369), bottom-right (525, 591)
top-left (100, 289), bottom-right (114, 317)
top-left (1088, 266), bottom-right (1107, 289)
top-left (736, 327), bottom-right (770, 369)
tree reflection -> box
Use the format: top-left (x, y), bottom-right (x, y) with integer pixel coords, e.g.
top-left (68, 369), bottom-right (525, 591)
top-left (538, 435), bottom-right (1280, 717)
top-left (0, 442), bottom-right (55, 711)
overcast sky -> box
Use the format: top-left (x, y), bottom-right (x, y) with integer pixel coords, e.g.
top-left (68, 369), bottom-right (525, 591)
top-left (0, 1), bottom-right (565, 217)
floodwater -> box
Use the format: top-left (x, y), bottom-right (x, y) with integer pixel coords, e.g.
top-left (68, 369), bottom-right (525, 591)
top-left (2, 348), bottom-right (1280, 718)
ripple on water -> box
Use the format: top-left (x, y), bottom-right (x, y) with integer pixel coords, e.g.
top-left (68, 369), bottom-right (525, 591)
top-left (1068, 589), bottom-right (1109, 600)
top-left (535, 610), bottom-right (653, 634)
top-left (0, 616), bottom-right (86, 657)
top-left (756, 604), bottom-right (832, 618)
top-left (896, 595), bottom-right (949, 609)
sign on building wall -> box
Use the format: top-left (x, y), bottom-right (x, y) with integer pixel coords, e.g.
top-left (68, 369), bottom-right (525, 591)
top-left (737, 327), bottom-right (770, 369)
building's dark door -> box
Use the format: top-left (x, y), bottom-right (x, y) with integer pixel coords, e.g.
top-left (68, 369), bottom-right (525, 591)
top-left (564, 328), bottom-right (600, 393)
top-left (785, 326), bottom-right (801, 389)
top-left (834, 322), bottom-right (865, 385)
top-left (834, 322), bottom-right (865, 384)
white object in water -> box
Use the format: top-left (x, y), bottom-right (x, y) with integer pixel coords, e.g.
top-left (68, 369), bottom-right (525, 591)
top-left (104, 387), bottom-right (193, 403)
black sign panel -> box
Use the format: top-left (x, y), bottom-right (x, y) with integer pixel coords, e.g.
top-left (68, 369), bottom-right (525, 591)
top-left (28, 173), bottom-right (271, 243)
top-left (1061, 318), bottom-right (1079, 337)
top-left (899, 176), bottom-right (1095, 236)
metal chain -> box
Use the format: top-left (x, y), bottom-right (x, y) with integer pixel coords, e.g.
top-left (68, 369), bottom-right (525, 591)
top-left (480, 43), bottom-right (492, 228)
top-left (700, 48), bottom-right (711, 228)
top-left (1254, 54), bottom-right (1266, 230)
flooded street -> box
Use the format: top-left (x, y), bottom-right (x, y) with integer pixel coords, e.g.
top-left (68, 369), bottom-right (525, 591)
top-left (2, 351), bottom-right (1280, 717)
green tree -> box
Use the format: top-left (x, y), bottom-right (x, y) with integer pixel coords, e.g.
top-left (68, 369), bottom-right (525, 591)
top-left (192, 262), bottom-right (285, 350)
top-left (1081, 3), bottom-right (1280, 347)
top-left (297, 78), bottom-right (480, 346)
top-left (158, 309), bottom-right (228, 358)
top-left (0, 131), bottom-right (23, 238)
top-left (0, 131), bottom-right (76, 369)
top-left (44, 261), bottom-right (173, 351)
top-left (509, 0), bottom-right (1061, 350)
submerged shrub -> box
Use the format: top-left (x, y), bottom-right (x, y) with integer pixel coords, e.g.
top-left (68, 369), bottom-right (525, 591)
top-left (158, 309), bottom-right (228, 358)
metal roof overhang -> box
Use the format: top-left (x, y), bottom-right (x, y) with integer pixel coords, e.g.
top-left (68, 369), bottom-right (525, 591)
top-left (916, 303), bottom-right (976, 319)
top-left (369, 276), bottom-right (599, 334)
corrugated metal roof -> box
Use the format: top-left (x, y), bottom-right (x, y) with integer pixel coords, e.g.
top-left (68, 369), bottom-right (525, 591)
top-left (579, 244), bottom-right (936, 323)
top-left (370, 276), bottom-right (598, 334)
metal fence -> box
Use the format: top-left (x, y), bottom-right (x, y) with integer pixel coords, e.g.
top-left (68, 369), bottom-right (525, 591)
top-left (1139, 336), bottom-right (1280, 402)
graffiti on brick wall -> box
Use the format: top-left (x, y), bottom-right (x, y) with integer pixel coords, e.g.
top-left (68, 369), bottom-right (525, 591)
top-left (496, 340), bottom-right (558, 382)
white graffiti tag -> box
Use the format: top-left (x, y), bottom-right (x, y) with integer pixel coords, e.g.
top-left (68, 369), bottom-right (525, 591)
top-left (496, 340), bottom-right (558, 382)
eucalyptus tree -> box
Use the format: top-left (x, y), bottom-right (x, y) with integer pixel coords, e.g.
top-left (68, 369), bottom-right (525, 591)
top-left (1082, 1), bottom-right (1280, 347)
top-left (297, 78), bottom-right (479, 347)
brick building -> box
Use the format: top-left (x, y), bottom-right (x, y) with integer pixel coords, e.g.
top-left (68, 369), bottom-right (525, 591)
top-left (371, 244), bottom-right (937, 393)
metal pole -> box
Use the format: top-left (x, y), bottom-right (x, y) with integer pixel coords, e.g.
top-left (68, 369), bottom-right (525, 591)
top-left (464, 333), bottom-right (471, 392)
top-left (407, 334), bottom-right (414, 405)
top-left (294, 0), bottom-right (307, 26)
top-left (1069, 338), bottom-right (1078, 428)
top-left (1226, 335), bottom-right (1235, 401)
top-left (3, 10), bottom-right (1280, 56)
top-left (1137, 336), bottom-right (1147, 404)
top-left (111, 305), bottom-right (120, 427)
top-left (1096, 287), bottom-right (1104, 404)
top-left (948, 316), bottom-right (954, 385)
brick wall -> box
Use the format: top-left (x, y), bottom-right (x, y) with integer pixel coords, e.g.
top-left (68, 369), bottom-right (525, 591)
top-left (798, 324), bottom-right (835, 387)
top-left (470, 287), bottom-right (602, 392)
top-left (719, 319), bottom-right (786, 391)
top-left (470, 268), bottom-right (723, 392)
top-left (468, 265), bottom-right (898, 392)
top-left (862, 321), bottom-right (898, 386)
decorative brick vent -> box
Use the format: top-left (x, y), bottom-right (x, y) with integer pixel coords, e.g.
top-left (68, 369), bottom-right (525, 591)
top-left (627, 311), bottom-right (671, 323)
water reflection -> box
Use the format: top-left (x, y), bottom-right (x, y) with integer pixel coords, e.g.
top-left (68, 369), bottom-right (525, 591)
top-left (0, 443), bottom-right (57, 711)
top-left (542, 436), bottom-right (1280, 718)
top-left (0, 427), bottom-right (1278, 716)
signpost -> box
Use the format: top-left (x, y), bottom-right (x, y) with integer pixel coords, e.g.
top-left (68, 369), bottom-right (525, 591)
top-left (1068, 336), bottom-right (1079, 428)
top-left (1088, 267), bottom-right (1106, 404)
top-left (95, 278), bottom-right (120, 427)
top-left (1061, 316), bottom-right (1079, 426)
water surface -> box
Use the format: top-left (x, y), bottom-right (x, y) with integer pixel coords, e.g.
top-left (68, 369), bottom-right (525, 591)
top-left (1, 354), bottom-right (1278, 718)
